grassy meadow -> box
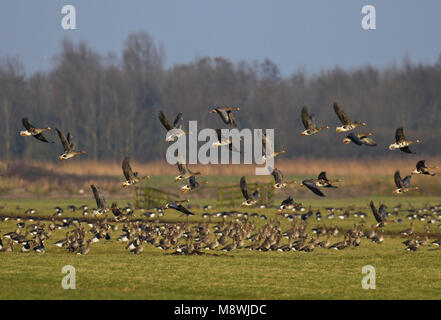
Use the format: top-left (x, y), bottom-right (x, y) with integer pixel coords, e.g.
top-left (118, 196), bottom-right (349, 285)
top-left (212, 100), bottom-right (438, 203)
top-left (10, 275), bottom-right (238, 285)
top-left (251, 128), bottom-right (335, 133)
top-left (1, 196), bottom-right (441, 300)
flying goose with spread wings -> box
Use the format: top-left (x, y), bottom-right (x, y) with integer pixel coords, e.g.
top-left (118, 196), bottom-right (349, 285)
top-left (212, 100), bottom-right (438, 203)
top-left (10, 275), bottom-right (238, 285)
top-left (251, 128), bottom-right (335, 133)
top-left (20, 118), bottom-right (52, 143)
top-left (121, 157), bottom-right (150, 188)
top-left (240, 176), bottom-right (259, 207)
top-left (333, 102), bottom-right (366, 133)
top-left (412, 160), bottom-right (437, 176)
top-left (56, 128), bottom-right (86, 160)
top-left (158, 110), bottom-right (189, 142)
top-left (393, 170), bottom-right (418, 194)
top-left (210, 106), bottom-right (240, 128)
top-left (389, 127), bottom-right (420, 154)
top-left (343, 132), bottom-right (377, 146)
top-left (271, 168), bottom-right (296, 189)
top-left (91, 184), bottom-right (109, 216)
top-left (300, 106), bottom-right (329, 136)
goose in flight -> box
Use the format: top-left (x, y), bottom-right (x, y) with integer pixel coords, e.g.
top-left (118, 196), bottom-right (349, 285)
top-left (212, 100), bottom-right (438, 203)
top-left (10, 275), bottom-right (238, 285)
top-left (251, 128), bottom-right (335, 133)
top-left (158, 110), bottom-right (188, 142)
top-left (393, 170), bottom-right (418, 194)
top-left (300, 106), bottom-right (329, 136)
top-left (210, 106), bottom-right (240, 127)
top-left (270, 168), bottom-right (296, 189)
top-left (240, 176), bottom-right (259, 206)
top-left (389, 127), bottom-right (420, 154)
top-left (260, 132), bottom-right (285, 161)
top-left (174, 162), bottom-right (200, 182)
top-left (121, 157), bottom-right (150, 188)
top-left (163, 200), bottom-right (195, 219)
top-left (20, 118), bottom-right (52, 143)
top-left (212, 129), bottom-right (241, 151)
top-left (91, 184), bottom-right (108, 216)
top-left (370, 200), bottom-right (386, 227)
top-left (343, 133), bottom-right (377, 146)
top-left (315, 172), bottom-right (341, 188)
top-left (56, 129), bottom-right (86, 160)
top-left (333, 102), bottom-right (366, 133)
top-left (180, 175), bottom-right (207, 194)
top-left (279, 196), bottom-right (301, 213)
top-left (412, 160), bottom-right (437, 176)
top-left (300, 179), bottom-right (325, 197)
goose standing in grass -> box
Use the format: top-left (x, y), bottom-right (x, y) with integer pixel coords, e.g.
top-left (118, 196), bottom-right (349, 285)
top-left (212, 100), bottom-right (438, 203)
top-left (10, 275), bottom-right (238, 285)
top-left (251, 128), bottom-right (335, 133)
top-left (300, 106), bottom-right (329, 136)
top-left (121, 157), bottom-right (150, 188)
top-left (180, 175), bottom-right (207, 194)
top-left (343, 132), bottom-right (377, 146)
top-left (393, 171), bottom-right (418, 194)
top-left (370, 200), bottom-right (387, 227)
top-left (91, 184), bottom-right (108, 216)
top-left (174, 162), bottom-right (200, 182)
top-left (77, 239), bottom-right (91, 255)
top-left (240, 176), bottom-right (259, 206)
top-left (333, 102), bottom-right (366, 132)
top-left (20, 117), bottom-right (52, 143)
top-left (210, 106), bottom-right (240, 128)
top-left (56, 129), bottom-right (86, 160)
top-left (412, 160), bottom-right (437, 176)
top-left (270, 168), bottom-right (296, 189)
top-left (389, 127), bottom-right (421, 154)
top-left (300, 179), bottom-right (325, 197)
top-left (158, 110), bottom-right (188, 142)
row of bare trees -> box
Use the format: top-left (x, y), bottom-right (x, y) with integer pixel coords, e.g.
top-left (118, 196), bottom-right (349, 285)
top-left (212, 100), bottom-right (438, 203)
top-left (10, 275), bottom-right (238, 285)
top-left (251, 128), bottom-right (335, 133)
top-left (1, 31), bottom-right (441, 162)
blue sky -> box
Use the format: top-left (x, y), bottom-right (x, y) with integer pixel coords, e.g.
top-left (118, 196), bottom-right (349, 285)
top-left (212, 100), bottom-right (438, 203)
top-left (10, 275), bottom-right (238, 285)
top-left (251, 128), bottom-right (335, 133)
top-left (1, 0), bottom-right (440, 76)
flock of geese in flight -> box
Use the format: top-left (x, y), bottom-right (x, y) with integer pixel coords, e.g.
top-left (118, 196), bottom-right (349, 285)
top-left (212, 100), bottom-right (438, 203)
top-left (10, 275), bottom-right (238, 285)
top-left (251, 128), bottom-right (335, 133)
top-left (1, 103), bottom-right (438, 255)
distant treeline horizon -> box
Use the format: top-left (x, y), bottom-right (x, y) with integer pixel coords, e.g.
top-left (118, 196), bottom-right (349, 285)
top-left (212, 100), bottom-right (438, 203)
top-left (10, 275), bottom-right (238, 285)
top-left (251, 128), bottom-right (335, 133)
top-left (1, 31), bottom-right (441, 163)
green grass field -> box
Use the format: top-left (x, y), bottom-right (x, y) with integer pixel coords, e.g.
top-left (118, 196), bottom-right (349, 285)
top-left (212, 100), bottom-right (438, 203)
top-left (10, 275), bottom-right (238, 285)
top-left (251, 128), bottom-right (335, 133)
top-left (1, 196), bottom-right (441, 299)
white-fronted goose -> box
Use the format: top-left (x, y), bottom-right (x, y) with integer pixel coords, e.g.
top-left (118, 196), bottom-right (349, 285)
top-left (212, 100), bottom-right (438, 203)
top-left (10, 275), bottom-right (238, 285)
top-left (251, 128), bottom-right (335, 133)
top-left (333, 102), bottom-right (366, 132)
top-left (180, 175), bottom-right (207, 194)
top-left (56, 128), bottom-right (86, 160)
top-left (213, 129), bottom-right (241, 151)
top-left (279, 196), bottom-right (301, 213)
top-left (20, 118), bottom-right (52, 143)
top-left (271, 168), bottom-right (296, 189)
top-left (174, 162), bottom-right (200, 182)
top-left (343, 133), bottom-right (377, 146)
top-left (315, 172), bottom-right (341, 188)
top-left (412, 160), bottom-right (437, 176)
top-left (300, 106), bottom-right (329, 136)
top-left (210, 106), bottom-right (240, 127)
top-left (370, 200), bottom-right (386, 227)
top-left (91, 184), bottom-right (108, 216)
top-left (389, 127), bottom-right (420, 153)
top-left (158, 110), bottom-right (188, 142)
top-left (300, 179), bottom-right (325, 197)
top-left (163, 200), bottom-right (195, 219)
top-left (393, 170), bottom-right (418, 194)
top-left (121, 157), bottom-right (150, 187)
top-left (260, 132), bottom-right (285, 161)
top-left (240, 176), bottom-right (259, 206)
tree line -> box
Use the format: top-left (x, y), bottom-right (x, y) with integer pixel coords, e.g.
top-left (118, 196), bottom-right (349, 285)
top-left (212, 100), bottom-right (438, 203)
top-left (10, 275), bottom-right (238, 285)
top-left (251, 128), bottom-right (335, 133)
top-left (1, 31), bottom-right (441, 163)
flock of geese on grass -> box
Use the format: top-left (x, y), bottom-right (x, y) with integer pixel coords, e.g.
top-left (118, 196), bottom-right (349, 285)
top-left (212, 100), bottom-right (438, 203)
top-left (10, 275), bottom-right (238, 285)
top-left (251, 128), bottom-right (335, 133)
top-left (1, 201), bottom-right (441, 254)
top-left (1, 103), bottom-right (439, 255)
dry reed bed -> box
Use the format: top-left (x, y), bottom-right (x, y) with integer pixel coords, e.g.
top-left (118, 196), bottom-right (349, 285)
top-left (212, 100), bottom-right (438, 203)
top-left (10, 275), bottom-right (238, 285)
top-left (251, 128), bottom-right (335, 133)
top-left (6, 157), bottom-right (440, 177)
top-left (1, 158), bottom-right (440, 197)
